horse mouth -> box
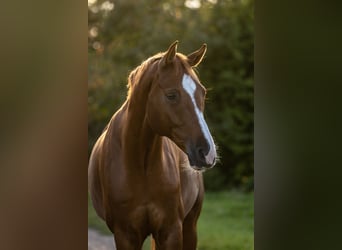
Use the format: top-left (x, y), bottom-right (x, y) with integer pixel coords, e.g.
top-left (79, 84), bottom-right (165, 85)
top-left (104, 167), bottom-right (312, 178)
top-left (190, 165), bottom-right (212, 173)
top-left (187, 153), bottom-right (215, 170)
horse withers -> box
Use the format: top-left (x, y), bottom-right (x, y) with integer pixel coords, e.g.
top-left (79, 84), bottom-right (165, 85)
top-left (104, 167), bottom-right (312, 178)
top-left (88, 41), bottom-right (217, 250)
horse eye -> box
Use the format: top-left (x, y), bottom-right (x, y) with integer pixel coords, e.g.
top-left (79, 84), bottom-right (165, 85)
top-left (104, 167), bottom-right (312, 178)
top-left (166, 92), bottom-right (178, 101)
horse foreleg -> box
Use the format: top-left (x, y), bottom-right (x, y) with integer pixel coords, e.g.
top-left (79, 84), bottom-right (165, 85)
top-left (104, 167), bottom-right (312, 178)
top-left (182, 192), bottom-right (203, 250)
top-left (112, 227), bottom-right (143, 250)
top-left (153, 221), bottom-right (183, 250)
top-left (182, 211), bottom-right (199, 250)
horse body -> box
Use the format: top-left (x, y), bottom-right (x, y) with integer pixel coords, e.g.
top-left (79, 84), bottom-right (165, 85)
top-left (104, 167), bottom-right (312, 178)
top-left (89, 41), bottom-right (216, 250)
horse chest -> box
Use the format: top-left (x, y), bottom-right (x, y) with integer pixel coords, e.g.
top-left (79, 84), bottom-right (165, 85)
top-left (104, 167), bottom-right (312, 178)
top-left (110, 174), bottom-right (183, 226)
top-left (112, 176), bottom-right (180, 207)
top-left (114, 195), bottom-right (183, 233)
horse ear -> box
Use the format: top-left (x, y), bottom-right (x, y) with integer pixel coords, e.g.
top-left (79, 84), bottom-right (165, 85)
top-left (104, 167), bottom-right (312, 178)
top-left (161, 40), bottom-right (178, 67)
top-left (187, 43), bottom-right (207, 67)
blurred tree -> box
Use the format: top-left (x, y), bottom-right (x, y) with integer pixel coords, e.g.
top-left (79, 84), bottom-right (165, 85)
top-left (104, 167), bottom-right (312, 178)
top-left (88, 0), bottom-right (254, 191)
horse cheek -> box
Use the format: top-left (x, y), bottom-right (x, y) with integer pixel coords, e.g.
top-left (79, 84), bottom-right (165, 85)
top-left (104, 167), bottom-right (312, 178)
top-left (147, 102), bottom-right (170, 136)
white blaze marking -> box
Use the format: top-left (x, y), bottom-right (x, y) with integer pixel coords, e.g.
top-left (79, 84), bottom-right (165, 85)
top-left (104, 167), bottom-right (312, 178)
top-left (182, 74), bottom-right (217, 165)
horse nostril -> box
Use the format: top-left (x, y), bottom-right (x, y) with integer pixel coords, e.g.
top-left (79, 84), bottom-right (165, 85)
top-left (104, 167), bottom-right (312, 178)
top-left (197, 147), bottom-right (206, 160)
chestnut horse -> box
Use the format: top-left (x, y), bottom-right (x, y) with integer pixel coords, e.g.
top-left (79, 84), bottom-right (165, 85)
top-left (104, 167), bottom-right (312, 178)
top-left (88, 41), bottom-right (217, 250)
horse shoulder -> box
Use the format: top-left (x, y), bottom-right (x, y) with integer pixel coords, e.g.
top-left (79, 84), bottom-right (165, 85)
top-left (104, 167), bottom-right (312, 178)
top-left (88, 129), bottom-right (108, 220)
top-left (89, 110), bottom-right (125, 219)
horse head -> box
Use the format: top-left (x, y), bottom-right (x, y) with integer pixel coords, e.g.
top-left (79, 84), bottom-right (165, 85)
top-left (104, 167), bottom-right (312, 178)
top-left (146, 41), bottom-right (217, 170)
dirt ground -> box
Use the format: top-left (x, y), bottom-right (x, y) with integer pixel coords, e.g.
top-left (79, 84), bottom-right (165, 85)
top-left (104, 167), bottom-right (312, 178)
top-left (88, 229), bottom-right (116, 250)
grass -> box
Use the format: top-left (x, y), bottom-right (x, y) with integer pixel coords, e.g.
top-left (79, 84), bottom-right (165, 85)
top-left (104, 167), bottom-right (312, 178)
top-left (197, 191), bottom-right (254, 250)
top-left (88, 191), bottom-right (254, 250)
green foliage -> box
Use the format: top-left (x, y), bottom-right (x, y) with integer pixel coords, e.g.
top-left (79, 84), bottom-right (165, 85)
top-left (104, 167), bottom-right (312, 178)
top-left (203, 167), bottom-right (227, 191)
top-left (88, 0), bottom-right (254, 190)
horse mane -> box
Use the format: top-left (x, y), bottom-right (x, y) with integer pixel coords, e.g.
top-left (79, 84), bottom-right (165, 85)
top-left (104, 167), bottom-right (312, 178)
top-left (126, 52), bottom-right (193, 99)
top-left (126, 53), bottom-right (163, 99)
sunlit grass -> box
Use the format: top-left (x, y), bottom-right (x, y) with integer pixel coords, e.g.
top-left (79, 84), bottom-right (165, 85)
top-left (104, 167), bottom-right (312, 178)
top-left (88, 191), bottom-right (254, 250)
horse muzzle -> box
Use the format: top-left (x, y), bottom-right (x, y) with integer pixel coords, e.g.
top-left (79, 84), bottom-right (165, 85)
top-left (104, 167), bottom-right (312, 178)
top-left (186, 142), bottom-right (216, 170)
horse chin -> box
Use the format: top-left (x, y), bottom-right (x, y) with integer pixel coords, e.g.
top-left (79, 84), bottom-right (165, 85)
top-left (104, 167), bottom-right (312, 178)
top-left (187, 156), bottom-right (212, 172)
top-left (190, 165), bottom-right (207, 172)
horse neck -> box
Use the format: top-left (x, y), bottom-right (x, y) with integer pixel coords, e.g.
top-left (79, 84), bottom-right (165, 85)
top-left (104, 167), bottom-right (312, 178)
top-left (125, 118), bottom-right (162, 171)
top-left (122, 68), bottom-right (163, 172)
